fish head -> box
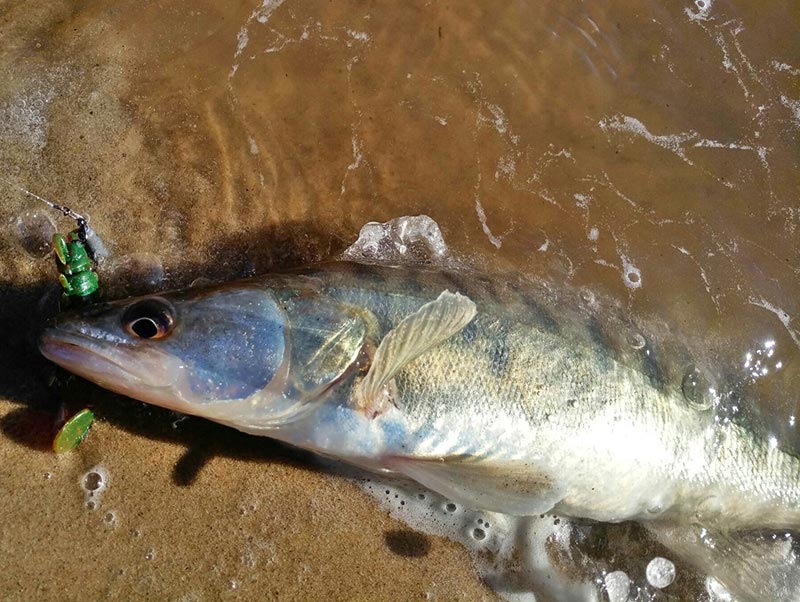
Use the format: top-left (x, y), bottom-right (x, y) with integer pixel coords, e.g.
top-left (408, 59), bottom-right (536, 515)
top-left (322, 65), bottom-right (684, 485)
top-left (39, 281), bottom-right (367, 427)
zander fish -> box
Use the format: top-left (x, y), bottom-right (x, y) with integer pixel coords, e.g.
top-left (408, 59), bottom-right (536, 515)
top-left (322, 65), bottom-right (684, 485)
top-left (38, 262), bottom-right (800, 600)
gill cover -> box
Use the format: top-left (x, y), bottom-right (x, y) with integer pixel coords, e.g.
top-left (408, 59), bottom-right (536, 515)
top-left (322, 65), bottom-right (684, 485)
top-left (166, 287), bottom-right (286, 401)
top-left (196, 281), bottom-right (368, 429)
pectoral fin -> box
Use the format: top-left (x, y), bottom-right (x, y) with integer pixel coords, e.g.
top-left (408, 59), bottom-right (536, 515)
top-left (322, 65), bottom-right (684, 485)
top-left (355, 290), bottom-right (477, 415)
top-left (386, 454), bottom-right (563, 516)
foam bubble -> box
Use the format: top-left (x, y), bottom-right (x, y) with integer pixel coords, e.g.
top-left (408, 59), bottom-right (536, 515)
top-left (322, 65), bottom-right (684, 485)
top-left (80, 465), bottom-right (108, 510)
top-left (358, 476), bottom-right (600, 602)
top-left (13, 209), bottom-right (56, 257)
top-left (681, 366), bottom-right (716, 410)
top-left (603, 571), bottom-right (631, 602)
top-left (471, 527), bottom-right (486, 541)
top-left (626, 332), bottom-right (646, 350)
top-left (686, 0), bottom-right (713, 21)
top-left (621, 256), bottom-right (642, 289)
top-left (342, 215), bottom-right (449, 265)
top-left (645, 556), bottom-right (675, 588)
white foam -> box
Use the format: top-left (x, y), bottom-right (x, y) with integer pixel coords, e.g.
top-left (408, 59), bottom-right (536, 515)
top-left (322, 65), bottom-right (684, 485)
top-left (621, 255), bottom-right (642, 289)
top-left (599, 115), bottom-right (696, 166)
top-left (685, 0), bottom-right (714, 21)
top-left (342, 215), bottom-right (449, 264)
top-left (772, 61), bottom-right (800, 76)
top-left (347, 30), bottom-right (370, 42)
top-left (780, 95), bottom-right (800, 127)
top-left (248, 137), bottom-right (260, 155)
top-left (748, 297), bottom-right (800, 350)
top-left (474, 197), bottom-right (503, 249)
top-left (230, 0), bottom-right (287, 78)
top-left (359, 476), bottom-right (600, 602)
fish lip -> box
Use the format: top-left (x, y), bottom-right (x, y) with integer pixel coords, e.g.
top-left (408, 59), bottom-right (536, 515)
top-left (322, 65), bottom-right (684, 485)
top-left (38, 329), bottom-right (142, 385)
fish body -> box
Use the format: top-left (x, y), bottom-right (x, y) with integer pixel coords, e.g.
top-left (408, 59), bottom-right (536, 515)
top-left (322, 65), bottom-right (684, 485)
top-left (39, 262), bottom-right (800, 599)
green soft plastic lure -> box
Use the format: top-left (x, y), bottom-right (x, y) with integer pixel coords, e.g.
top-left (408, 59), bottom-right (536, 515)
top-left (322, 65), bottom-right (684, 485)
top-left (53, 226), bottom-right (99, 303)
top-left (50, 221), bottom-right (102, 451)
top-left (52, 408), bottom-right (95, 454)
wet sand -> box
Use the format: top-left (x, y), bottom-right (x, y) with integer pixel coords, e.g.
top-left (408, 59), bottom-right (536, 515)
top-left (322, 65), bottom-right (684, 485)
top-left (1, 0), bottom-right (799, 600)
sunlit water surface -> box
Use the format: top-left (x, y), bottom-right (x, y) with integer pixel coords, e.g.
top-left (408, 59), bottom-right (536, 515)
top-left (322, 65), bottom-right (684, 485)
top-left (0, 1), bottom-right (798, 600)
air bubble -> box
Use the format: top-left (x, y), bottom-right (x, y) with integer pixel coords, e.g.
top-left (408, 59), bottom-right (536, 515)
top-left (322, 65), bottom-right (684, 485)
top-left (620, 256), bottom-right (642, 289)
top-left (145, 548), bottom-right (156, 561)
top-left (472, 528), bottom-right (486, 540)
top-left (646, 556), bottom-right (676, 588)
top-left (626, 332), bottom-right (646, 350)
top-left (84, 471), bottom-right (104, 491)
top-left (228, 579), bottom-right (238, 590)
top-left (103, 511), bottom-right (118, 527)
top-left (623, 267), bottom-right (641, 288)
top-left (43, 472), bottom-right (53, 480)
top-left (444, 502), bottom-right (457, 513)
top-left (14, 210), bottom-right (56, 257)
top-left (681, 366), bottom-right (715, 410)
top-left (81, 465), bottom-right (108, 509)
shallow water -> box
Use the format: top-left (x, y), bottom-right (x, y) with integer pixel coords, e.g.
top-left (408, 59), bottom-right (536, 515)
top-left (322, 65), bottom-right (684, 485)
top-left (0, 1), bottom-right (798, 600)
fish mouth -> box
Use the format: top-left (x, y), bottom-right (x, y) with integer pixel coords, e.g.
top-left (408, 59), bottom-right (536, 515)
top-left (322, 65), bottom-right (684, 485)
top-left (38, 329), bottom-right (143, 388)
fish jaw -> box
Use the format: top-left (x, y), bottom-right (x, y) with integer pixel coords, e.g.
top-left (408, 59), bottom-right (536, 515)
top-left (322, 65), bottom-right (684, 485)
top-left (39, 322), bottom-right (194, 414)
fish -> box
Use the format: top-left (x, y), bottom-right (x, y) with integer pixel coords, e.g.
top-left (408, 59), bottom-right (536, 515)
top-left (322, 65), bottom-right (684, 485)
top-left (38, 261), bottom-right (800, 601)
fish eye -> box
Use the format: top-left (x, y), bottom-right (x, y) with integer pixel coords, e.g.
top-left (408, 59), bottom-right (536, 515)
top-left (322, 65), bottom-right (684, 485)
top-left (122, 298), bottom-right (175, 340)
